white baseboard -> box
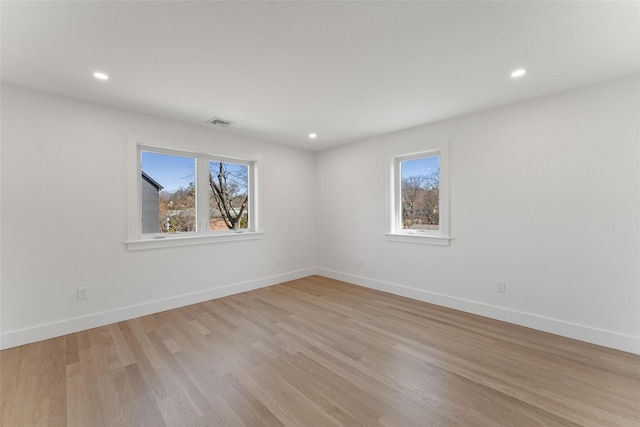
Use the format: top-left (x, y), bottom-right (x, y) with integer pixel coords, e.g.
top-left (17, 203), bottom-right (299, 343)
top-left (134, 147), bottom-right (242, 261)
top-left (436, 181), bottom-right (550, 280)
top-left (0, 268), bottom-right (316, 350)
top-left (316, 268), bottom-right (640, 355)
top-left (3, 267), bottom-right (638, 355)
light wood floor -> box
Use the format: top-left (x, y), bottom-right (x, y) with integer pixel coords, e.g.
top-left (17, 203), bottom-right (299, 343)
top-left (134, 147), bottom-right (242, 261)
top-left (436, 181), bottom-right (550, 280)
top-left (1, 276), bottom-right (639, 426)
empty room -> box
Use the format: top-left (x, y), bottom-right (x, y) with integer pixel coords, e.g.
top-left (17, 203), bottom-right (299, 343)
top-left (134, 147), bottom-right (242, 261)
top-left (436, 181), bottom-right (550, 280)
top-left (1, 1), bottom-right (639, 426)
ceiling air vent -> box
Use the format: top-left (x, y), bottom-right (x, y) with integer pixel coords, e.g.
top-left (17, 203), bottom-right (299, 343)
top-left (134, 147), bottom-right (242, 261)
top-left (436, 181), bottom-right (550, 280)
top-left (207, 117), bottom-right (234, 127)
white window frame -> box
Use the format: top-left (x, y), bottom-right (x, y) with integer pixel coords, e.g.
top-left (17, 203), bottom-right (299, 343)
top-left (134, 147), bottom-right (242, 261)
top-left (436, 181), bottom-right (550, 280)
top-left (125, 135), bottom-right (262, 251)
top-left (386, 142), bottom-right (451, 246)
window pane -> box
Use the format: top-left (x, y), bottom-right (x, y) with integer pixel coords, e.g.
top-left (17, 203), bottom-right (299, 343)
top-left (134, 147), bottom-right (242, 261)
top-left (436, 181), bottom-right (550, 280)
top-left (400, 156), bottom-right (440, 231)
top-left (141, 151), bottom-right (196, 234)
top-left (209, 161), bottom-right (249, 230)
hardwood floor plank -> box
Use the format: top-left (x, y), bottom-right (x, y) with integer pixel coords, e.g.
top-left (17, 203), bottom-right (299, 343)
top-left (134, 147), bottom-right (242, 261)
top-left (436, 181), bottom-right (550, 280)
top-left (235, 359), bottom-right (341, 427)
top-left (251, 341), bottom-right (376, 427)
top-left (0, 343), bottom-right (23, 425)
top-left (172, 350), bottom-right (248, 426)
top-left (107, 323), bottom-right (136, 367)
top-left (69, 331), bottom-right (119, 426)
top-left (64, 334), bottom-right (79, 366)
top-left (118, 321), bottom-right (166, 401)
top-left (146, 331), bottom-right (211, 423)
top-left (45, 337), bottom-right (68, 426)
top-left (218, 373), bottom-right (284, 427)
top-left (124, 363), bottom-right (167, 427)
top-left (2, 276), bottom-right (639, 426)
top-left (65, 359), bottom-right (90, 427)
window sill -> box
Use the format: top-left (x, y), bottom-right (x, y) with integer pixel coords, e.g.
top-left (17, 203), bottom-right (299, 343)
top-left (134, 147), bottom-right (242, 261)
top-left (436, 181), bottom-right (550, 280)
top-left (385, 233), bottom-right (451, 246)
top-left (126, 231), bottom-right (264, 251)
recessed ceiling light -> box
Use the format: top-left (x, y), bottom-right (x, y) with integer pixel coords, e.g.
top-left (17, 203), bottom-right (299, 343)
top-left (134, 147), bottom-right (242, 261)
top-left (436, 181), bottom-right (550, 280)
top-left (93, 71), bottom-right (109, 81)
top-left (309, 133), bottom-right (317, 139)
top-left (511, 69), bottom-right (526, 78)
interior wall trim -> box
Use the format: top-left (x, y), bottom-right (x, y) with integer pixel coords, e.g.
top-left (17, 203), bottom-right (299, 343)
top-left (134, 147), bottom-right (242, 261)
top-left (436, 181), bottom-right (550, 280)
top-left (0, 268), bottom-right (316, 350)
top-left (316, 268), bottom-right (640, 355)
top-left (3, 267), bottom-right (637, 355)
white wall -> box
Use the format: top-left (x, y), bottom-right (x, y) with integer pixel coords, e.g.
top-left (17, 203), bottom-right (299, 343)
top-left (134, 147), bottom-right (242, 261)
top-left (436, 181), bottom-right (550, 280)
top-left (315, 75), bottom-right (640, 354)
top-left (2, 76), bottom-right (639, 354)
top-left (0, 84), bottom-right (316, 348)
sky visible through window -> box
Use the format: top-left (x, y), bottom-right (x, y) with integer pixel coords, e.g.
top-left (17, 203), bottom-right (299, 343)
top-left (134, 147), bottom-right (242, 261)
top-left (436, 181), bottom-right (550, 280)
top-left (141, 151), bottom-right (195, 192)
top-left (401, 156), bottom-right (439, 179)
top-left (142, 150), bottom-right (437, 192)
top-left (141, 151), bottom-right (248, 193)
top-left (142, 151), bottom-right (438, 192)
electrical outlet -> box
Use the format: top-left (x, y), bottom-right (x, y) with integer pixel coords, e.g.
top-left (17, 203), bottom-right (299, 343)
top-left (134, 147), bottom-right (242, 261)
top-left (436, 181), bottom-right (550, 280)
top-left (77, 287), bottom-right (88, 300)
top-left (358, 258), bottom-right (364, 268)
top-left (496, 281), bottom-right (506, 293)
top-left (276, 257), bottom-right (281, 266)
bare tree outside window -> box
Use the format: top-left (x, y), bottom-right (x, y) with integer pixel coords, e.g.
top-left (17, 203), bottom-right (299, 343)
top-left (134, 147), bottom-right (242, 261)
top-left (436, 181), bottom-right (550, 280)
top-left (209, 161), bottom-right (249, 230)
top-left (400, 156), bottom-right (440, 230)
top-left (141, 149), bottom-right (253, 235)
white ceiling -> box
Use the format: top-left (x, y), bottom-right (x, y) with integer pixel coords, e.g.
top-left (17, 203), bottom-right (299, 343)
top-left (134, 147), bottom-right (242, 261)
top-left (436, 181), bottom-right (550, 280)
top-left (2, 1), bottom-right (639, 151)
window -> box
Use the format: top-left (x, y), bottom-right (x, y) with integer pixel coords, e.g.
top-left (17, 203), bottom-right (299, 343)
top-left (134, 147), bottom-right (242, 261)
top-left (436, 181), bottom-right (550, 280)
top-left (388, 144), bottom-right (450, 246)
top-left (208, 160), bottom-right (249, 231)
top-left (399, 155), bottom-right (440, 232)
top-left (126, 138), bottom-right (261, 250)
top-left (141, 151), bottom-right (196, 234)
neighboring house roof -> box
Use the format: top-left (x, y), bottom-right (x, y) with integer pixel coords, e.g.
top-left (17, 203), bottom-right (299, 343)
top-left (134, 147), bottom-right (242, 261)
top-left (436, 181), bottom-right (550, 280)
top-left (141, 171), bottom-right (163, 190)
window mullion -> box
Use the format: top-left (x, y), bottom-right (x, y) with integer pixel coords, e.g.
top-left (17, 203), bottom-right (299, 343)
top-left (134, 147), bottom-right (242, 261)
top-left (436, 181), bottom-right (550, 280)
top-left (393, 159), bottom-right (402, 233)
top-left (196, 157), bottom-right (210, 234)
